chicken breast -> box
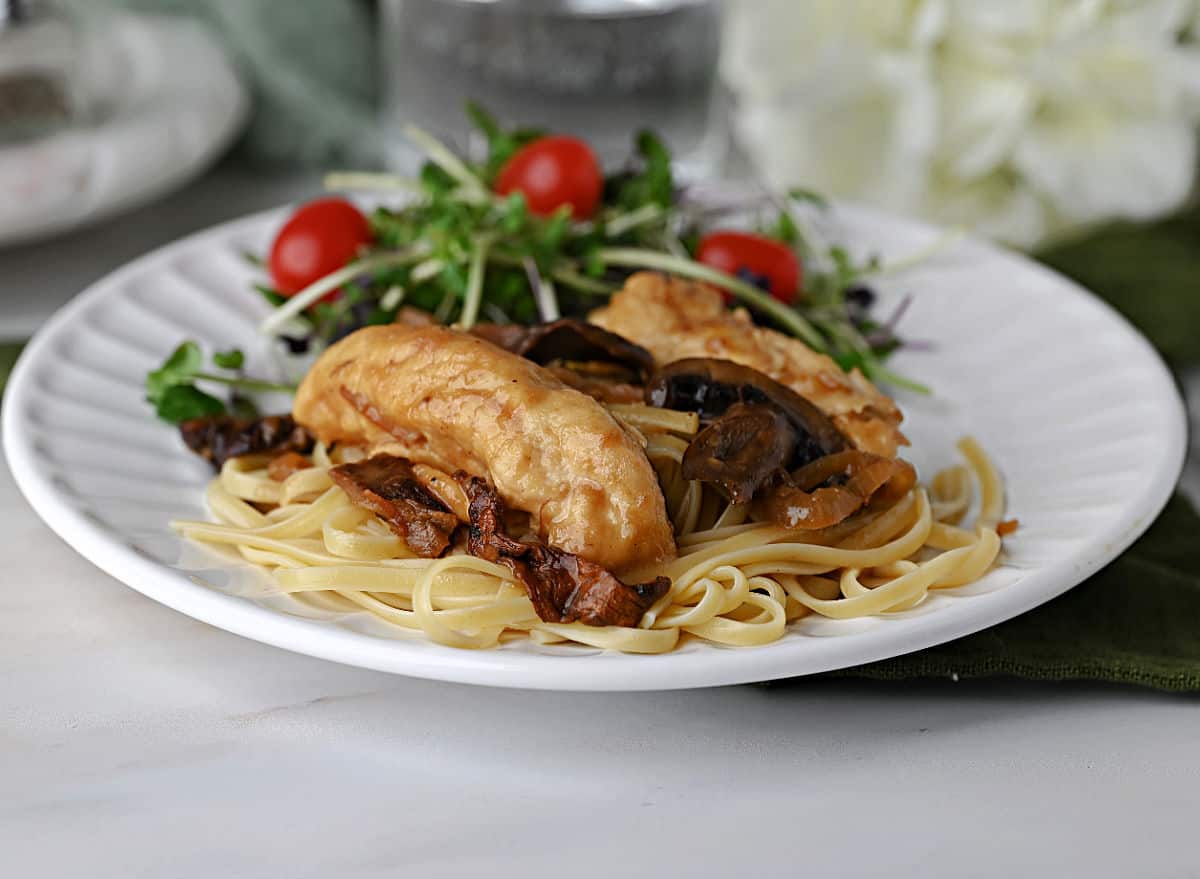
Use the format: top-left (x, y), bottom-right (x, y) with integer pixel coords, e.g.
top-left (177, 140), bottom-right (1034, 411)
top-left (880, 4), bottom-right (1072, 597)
top-left (589, 272), bottom-right (906, 457)
top-left (292, 325), bottom-right (675, 574)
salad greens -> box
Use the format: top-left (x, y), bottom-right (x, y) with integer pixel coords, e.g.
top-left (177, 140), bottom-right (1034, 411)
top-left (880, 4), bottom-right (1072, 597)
top-left (264, 107), bottom-right (907, 363)
top-left (145, 342), bottom-right (295, 424)
top-left (148, 104), bottom-right (930, 424)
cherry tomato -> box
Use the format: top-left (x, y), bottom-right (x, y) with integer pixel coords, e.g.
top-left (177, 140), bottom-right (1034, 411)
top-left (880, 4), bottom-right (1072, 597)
top-left (495, 136), bottom-right (604, 220)
top-left (696, 231), bottom-right (803, 304)
top-left (268, 197), bottom-right (373, 297)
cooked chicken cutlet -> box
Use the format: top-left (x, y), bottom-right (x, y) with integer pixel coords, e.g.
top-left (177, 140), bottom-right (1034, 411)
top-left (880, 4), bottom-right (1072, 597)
top-left (292, 325), bottom-right (675, 574)
top-left (589, 272), bottom-right (906, 457)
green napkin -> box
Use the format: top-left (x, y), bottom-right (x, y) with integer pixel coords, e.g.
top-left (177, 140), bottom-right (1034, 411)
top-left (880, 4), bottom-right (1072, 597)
top-left (2, 207), bottom-right (1197, 689)
top-left (831, 209), bottom-right (1200, 690)
top-left (1037, 208), bottom-right (1200, 369)
top-left (830, 495), bottom-right (1200, 690)
top-left (0, 342), bottom-right (23, 391)
top-left (73, 0), bottom-right (379, 166)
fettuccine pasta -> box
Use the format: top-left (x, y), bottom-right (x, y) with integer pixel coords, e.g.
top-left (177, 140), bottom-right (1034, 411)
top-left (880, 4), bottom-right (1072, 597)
top-left (173, 406), bottom-right (1006, 654)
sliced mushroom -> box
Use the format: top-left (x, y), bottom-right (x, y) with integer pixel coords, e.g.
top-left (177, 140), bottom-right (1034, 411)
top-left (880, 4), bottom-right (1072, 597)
top-left (751, 450), bottom-right (917, 530)
top-left (472, 318), bottom-right (655, 378)
top-left (680, 403), bottom-right (796, 504)
top-left (544, 366), bottom-right (646, 405)
top-left (647, 358), bottom-right (849, 502)
top-left (646, 358), bottom-right (847, 459)
top-left (330, 454), bottom-right (460, 557)
top-left (468, 322), bottom-right (529, 352)
top-left (179, 414), bottom-right (313, 470)
top-left (459, 474), bottom-right (670, 628)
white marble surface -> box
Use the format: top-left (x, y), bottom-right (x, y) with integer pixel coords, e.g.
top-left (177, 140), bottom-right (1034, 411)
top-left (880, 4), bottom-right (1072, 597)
top-left (2, 166), bottom-right (1199, 877)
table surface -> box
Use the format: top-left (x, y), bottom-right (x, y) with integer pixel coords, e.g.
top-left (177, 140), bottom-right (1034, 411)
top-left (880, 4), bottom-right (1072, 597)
top-left (2, 165), bottom-right (1199, 879)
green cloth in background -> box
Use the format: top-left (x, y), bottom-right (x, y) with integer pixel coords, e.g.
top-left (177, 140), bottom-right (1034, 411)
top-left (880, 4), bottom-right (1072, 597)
top-left (827, 495), bottom-right (1200, 691)
top-left (827, 208), bottom-right (1200, 690)
top-left (79, 0), bottom-right (380, 166)
top-left (0, 342), bottom-right (23, 391)
top-left (1038, 210), bottom-right (1200, 370)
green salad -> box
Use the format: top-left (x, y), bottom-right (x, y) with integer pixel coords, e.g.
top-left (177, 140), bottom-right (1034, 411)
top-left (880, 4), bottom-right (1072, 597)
top-left (147, 104), bottom-right (928, 424)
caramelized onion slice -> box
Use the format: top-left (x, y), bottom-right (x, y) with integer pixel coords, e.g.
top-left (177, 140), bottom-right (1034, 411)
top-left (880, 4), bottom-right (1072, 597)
top-left (751, 450), bottom-right (917, 530)
top-left (267, 451), bottom-right (312, 482)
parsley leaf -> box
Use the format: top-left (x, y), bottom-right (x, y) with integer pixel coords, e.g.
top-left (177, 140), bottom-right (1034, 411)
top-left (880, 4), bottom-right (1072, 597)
top-left (766, 210), bottom-right (799, 246)
top-left (464, 100), bottom-right (502, 142)
top-left (610, 130), bottom-right (675, 210)
top-left (154, 385), bottom-right (226, 424)
top-left (787, 187), bottom-right (830, 209)
top-left (212, 348), bottom-right (245, 370)
top-left (146, 341), bottom-right (218, 423)
top-left (466, 100), bottom-right (545, 183)
top-left (254, 284), bottom-right (287, 308)
top-left (145, 341), bottom-right (296, 424)
top-left (145, 341), bottom-right (204, 403)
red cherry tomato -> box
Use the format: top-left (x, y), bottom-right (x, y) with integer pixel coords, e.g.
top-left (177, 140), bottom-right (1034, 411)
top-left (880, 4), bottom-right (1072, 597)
top-left (269, 197), bottom-right (373, 297)
top-left (495, 136), bottom-right (604, 220)
top-left (696, 231), bottom-right (803, 304)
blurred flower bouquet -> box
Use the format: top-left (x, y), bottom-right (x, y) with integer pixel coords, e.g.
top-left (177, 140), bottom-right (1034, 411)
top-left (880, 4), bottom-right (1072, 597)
top-left (723, 0), bottom-right (1200, 248)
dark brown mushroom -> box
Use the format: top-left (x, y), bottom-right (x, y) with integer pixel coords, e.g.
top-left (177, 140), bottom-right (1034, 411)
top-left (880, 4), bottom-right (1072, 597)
top-left (179, 414), bottom-right (313, 470)
top-left (329, 454), bottom-right (460, 557)
top-left (645, 358), bottom-right (848, 459)
top-left (468, 322), bottom-right (529, 352)
top-left (751, 450), bottom-right (917, 530)
top-left (646, 358), bottom-right (849, 503)
top-left (459, 474), bottom-right (669, 628)
top-left (543, 366), bottom-right (646, 405)
top-left (472, 318), bottom-right (655, 378)
top-left (681, 403), bottom-right (797, 504)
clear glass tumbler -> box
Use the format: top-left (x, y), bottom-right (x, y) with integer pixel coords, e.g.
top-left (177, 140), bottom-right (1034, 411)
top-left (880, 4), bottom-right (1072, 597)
top-left (379, 0), bottom-right (725, 179)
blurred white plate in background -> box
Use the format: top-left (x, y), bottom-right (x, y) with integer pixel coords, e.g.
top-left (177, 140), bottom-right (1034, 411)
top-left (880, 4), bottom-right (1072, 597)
top-left (0, 13), bottom-right (247, 248)
top-left (1, 202), bottom-right (1187, 690)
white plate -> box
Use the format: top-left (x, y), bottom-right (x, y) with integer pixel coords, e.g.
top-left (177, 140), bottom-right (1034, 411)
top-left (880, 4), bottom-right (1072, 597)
top-left (2, 203), bottom-right (1187, 690)
top-left (0, 13), bottom-right (247, 248)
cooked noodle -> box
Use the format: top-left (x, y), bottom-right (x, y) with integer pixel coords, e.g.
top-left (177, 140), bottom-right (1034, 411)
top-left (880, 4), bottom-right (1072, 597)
top-left (172, 407), bottom-right (1006, 654)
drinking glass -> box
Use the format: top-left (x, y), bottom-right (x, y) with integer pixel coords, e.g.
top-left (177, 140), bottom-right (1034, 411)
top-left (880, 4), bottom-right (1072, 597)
top-left (379, 0), bottom-right (726, 180)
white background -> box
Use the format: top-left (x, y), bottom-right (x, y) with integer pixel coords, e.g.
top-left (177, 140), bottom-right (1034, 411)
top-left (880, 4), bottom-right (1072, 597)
top-left (2, 165), bottom-right (1198, 878)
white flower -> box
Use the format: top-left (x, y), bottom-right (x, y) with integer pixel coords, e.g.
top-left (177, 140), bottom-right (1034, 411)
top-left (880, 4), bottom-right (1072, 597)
top-left (721, 0), bottom-right (943, 213)
top-left (923, 167), bottom-right (1050, 246)
top-left (722, 0), bottom-right (1200, 248)
top-left (732, 49), bottom-right (939, 213)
